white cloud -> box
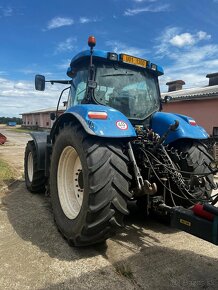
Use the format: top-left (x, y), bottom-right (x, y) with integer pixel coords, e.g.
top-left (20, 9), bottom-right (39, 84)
top-left (169, 33), bottom-right (195, 47)
top-left (18, 69), bottom-right (35, 75)
top-left (0, 7), bottom-right (13, 17)
top-left (154, 27), bottom-right (218, 90)
top-left (0, 77), bottom-right (67, 117)
top-left (174, 45), bottom-right (217, 66)
top-left (14, 82), bottom-right (32, 90)
top-left (46, 17), bottom-right (74, 30)
top-left (155, 27), bottom-right (179, 56)
top-left (3, 7), bottom-right (13, 17)
top-left (79, 17), bottom-right (90, 24)
top-left (124, 4), bottom-right (170, 16)
top-left (159, 71), bottom-right (208, 92)
top-left (55, 37), bottom-right (77, 54)
top-left (105, 40), bottom-right (149, 57)
top-left (156, 27), bottom-right (211, 56)
top-left (17, 68), bottom-right (53, 78)
top-left (197, 31), bottom-right (211, 41)
top-left (0, 71), bottom-right (8, 76)
top-left (56, 59), bottom-right (72, 69)
top-left (155, 28), bottom-right (218, 90)
top-left (169, 31), bottom-right (211, 48)
top-left (45, 16), bottom-right (100, 30)
top-left (79, 17), bottom-right (100, 24)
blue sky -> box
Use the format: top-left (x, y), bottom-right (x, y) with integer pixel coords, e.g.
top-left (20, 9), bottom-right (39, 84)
top-left (1, 0), bottom-right (218, 117)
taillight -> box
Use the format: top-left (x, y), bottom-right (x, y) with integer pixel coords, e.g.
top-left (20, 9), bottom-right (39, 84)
top-left (189, 119), bottom-right (197, 126)
top-left (88, 112), bottom-right (108, 119)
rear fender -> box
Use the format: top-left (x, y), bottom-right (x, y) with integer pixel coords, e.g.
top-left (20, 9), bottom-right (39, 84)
top-left (151, 112), bottom-right (209, 144)
top-left (50, 104), bottom-right (136, 141)
top-left (30, 132), bottom-right (49, 170)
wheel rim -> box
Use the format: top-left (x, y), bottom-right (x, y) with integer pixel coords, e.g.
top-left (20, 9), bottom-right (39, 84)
top-left (27, 152), bottom-right (33, 182)
top-left (57, 146), bottom-right (84, 220)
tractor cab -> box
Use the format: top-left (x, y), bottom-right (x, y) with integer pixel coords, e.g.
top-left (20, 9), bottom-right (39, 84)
top-left (66, 38), bottom-right (164, 121)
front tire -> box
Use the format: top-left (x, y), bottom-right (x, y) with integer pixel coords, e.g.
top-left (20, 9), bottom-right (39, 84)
top-left (50, 123), bottom-right (132, 246)
top-left (24, 140), bottom-right (46, 193)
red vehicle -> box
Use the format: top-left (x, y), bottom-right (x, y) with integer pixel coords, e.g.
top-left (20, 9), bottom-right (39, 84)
top-left (0, 133), bottom-right (7, 145)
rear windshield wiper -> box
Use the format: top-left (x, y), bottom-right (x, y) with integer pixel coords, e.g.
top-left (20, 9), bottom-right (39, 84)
top-left (100, 73), bottom-right (134, 77)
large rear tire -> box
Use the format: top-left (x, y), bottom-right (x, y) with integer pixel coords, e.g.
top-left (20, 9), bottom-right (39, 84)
top-left (169, 140), bottom-right (216, 205)
top-left (24, 140), bottom-right (46, 193)
top-left (50, 123), bottom-right (132, 246)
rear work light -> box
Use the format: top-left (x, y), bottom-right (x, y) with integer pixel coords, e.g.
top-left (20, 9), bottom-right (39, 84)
top-left (151, 63), bottom-right (157, 71)
top-left (88, 111), bottom-right (108, 119)
top-left (107, 52), bottom-right (118, 61)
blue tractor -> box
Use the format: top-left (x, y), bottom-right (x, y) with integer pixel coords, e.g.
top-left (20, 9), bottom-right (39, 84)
top-left (24, 36), bottom-right (218, 246)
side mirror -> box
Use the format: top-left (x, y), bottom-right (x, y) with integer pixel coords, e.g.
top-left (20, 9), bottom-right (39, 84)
top-left (35, 74), bottom-right (45, 91)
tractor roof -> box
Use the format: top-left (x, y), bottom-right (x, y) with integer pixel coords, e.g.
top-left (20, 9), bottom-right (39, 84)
top-left (67, 49), bottom-right (164, 77)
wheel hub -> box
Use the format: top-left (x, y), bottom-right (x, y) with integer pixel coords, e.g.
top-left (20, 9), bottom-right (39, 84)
top-left (57, 146), bottom-right (84, 219)
top-left (78, 171), bottom-right (84, 189)
top-left (27, 152), bottom-right (33, 182)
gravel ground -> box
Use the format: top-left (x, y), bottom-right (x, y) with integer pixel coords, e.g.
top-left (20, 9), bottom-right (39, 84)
top-left (1, 126), bottom-right (218, 290)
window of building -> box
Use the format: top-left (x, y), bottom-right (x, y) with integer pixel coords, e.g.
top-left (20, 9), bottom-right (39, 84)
top-left (213, 127), bottom-right (218, 137)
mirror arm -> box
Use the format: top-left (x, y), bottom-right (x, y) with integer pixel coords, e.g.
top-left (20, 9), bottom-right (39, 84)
top-left (46, 80), bottom-right (72, 85)
top-left (55, 86), bottom-right (71, 119)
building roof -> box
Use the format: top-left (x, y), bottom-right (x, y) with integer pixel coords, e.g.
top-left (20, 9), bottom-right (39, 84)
top-left (161, 84), bottom-right (218, 101)
top-left (21, 106), bottom-right (66, 115)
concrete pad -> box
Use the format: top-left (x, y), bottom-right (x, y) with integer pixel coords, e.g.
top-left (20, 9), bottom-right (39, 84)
top-left (1, 127), bottom-right (218, 289)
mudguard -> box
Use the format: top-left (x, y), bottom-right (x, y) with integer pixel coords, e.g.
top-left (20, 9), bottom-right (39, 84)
top-left (151, 112), bottom-right (209, 144)
top-left (30, 132), bottom-right (49, 170)
top-left (50, 104), bottom-right (136, 139)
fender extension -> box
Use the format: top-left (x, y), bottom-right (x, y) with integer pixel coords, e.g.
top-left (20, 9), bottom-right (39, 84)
top-left (30, 132), bottom-right (50, 171)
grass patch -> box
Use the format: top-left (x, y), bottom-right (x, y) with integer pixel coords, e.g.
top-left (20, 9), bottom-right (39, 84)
top-left (0, 159), bottom-right (16, 187)
top-left (8, 127), bottom-right (34, 134)
top-left (114, 263), bottom-right (134, 280)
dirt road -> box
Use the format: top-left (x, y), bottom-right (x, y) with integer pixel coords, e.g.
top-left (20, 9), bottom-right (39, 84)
top-left (1, 127), bottom-right (218, 289)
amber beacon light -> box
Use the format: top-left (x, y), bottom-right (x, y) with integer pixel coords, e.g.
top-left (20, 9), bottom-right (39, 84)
top-left (88, 36), bottom-right (96, 48)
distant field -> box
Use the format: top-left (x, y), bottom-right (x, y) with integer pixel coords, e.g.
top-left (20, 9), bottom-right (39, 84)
top-left (0, 124), bottom-right (33, 133)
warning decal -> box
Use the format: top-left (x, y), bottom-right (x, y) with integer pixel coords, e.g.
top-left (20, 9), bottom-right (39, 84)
top-left (116, 120), bottom-right (128, 130)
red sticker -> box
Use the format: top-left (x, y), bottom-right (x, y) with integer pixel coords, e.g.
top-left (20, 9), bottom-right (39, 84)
top-left (116, 120), bottom-right (128, 130)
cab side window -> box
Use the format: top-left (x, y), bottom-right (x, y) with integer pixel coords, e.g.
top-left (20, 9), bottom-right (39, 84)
top-left (70, 69), bottom-right (88, 105)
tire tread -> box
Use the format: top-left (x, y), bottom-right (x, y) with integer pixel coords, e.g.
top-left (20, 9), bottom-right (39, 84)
top-left (24, 140), bottom-right (45, 193)
top-left (50, 123), bottom-right (132, 246)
